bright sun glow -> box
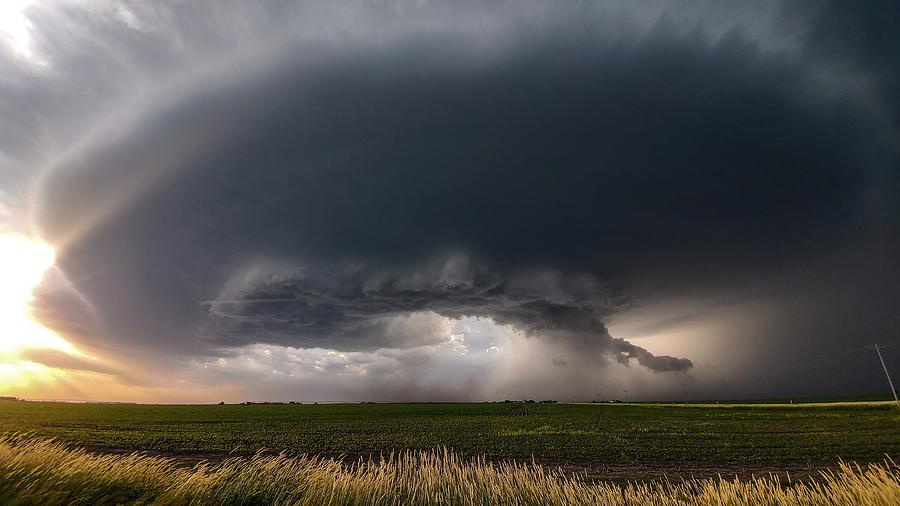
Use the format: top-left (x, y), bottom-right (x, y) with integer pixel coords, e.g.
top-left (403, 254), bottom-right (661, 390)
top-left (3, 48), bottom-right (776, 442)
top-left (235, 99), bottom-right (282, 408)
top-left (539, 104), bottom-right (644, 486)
top-left (0, 0), bottom-right (35, 60)
top-left (0, 234), bottom-right (80, 393)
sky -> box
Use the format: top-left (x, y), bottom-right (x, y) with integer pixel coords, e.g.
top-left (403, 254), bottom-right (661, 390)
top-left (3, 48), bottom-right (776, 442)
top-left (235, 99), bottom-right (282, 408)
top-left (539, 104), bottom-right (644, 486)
top-left (0, 0), bottom-right (898, 403)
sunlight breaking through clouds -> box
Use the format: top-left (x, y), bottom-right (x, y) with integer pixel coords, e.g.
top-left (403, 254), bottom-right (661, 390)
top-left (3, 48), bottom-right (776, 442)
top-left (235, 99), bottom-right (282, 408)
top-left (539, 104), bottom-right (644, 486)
top-left (0, 1), bottom-right (35, 60)
top-left (0, 234), bottom-right (86, 393)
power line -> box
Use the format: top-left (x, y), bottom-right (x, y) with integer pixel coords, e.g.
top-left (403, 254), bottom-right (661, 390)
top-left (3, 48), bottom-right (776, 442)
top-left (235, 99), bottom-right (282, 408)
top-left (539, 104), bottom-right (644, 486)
top-left (725, 340), bottom-right (900, 385)
top-left (874, 344), bottom-right (900, 408)
top-left (739, 345), bottom-right (870, 381)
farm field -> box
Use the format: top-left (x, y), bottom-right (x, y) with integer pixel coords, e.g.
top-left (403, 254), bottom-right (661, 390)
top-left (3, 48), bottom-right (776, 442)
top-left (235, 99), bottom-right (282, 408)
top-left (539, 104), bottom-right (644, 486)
top-left (1, 436), bottom-right (899, 506)
top-left (1, 400), bottom-right (897, 480)
top-left (1, 401), bottom-right (899, 504)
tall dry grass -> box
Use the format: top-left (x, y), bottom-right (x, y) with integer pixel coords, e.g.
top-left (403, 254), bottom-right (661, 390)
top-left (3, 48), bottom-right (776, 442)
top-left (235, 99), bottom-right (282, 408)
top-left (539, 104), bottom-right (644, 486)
top-left (0, 435), bottom-right (897, 505)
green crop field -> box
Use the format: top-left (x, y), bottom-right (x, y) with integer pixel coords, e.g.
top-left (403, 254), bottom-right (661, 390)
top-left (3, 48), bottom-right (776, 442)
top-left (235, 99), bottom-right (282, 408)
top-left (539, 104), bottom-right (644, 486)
top-left (2, 401), bottom-right (899, 504)
top-left (1, 401), bottom-right (897, 469)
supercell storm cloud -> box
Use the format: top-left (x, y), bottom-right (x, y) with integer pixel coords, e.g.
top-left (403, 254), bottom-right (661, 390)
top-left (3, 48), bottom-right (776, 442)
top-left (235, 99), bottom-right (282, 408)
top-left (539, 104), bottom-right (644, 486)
top-left (1, 1), bottom-right (898, 401)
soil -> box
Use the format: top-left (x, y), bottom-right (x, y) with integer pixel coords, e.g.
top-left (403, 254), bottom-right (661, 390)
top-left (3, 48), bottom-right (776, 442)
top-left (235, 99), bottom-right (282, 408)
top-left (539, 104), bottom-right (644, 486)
top-left (80, 445), bottom-right (875, 483)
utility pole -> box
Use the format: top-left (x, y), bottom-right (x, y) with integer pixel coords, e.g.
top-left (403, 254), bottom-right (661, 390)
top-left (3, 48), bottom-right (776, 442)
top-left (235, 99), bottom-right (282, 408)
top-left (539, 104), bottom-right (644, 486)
top-left (623, 390), bottom-right (629, 404)
top-left (874, 345), bottom-right (900, 408)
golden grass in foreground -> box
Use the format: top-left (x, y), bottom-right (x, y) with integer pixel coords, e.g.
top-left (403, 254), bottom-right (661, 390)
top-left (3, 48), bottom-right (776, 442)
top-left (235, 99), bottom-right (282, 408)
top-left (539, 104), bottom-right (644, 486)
top-left (0, 436), bottom-right (897, 505)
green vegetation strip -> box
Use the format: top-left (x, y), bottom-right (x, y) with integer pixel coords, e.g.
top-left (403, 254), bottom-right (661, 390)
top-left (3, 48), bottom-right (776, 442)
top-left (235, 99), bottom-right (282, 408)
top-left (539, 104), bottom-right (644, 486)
top-left (0, 402), bottom-right (896, 464)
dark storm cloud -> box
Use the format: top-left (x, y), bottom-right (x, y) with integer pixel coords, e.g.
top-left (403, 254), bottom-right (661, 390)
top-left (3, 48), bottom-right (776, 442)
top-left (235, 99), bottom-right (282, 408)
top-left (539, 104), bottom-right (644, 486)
top-left (35, 4), bottom-right (884, 354)
top-left (204, 257), bottom-right (690, 371)
top-left (801, 1), bottom-right (900, 124)
top-left (5, 1), bottom-right (895, 398)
